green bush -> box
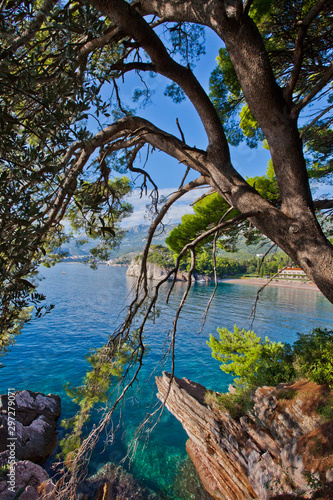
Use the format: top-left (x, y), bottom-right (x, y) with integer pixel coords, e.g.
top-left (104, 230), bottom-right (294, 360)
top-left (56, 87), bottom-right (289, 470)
top-left (216, 387), bottom-right (254, 420)
top-left (255, 341), bottom-right (295, 387)
top-left (147, 245), bottom-right (174, 269)
top-left (316, 396), bottom-right (333, 421)
top-left (208, 326), bottom-right (333, 391)
top-left (276, 388), bottom-right (297, 400)
top-left (207, 325), bottom-right (295, 389)
top-left (293, 328), bottom-right (333, 385)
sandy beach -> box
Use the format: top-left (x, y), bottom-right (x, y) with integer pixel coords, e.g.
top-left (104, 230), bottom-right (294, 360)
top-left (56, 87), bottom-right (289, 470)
top-left (221, 277), bottom-right (320, 291)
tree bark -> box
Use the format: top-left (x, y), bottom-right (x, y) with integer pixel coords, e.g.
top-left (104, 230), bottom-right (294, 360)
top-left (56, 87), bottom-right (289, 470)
top-left (89, 0), bottom-right (333, 304)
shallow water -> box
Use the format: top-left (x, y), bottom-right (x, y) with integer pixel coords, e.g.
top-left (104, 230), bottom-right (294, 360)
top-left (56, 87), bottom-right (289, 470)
top-left (1, 263), bottom-right (332, 497)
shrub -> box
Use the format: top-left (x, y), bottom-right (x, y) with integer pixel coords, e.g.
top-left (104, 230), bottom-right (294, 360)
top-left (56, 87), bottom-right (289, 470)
top-left (316, 396), bottom-right (333, 421)
top-left (255, 341), bottom-right (295, 387)
top-left (147, 245), bottom-right (175, 269)
top-left (208, 326), bottom-right (333, 422)
top-left (276, 388), bottom-right (297, 400)
top-left (215, 387), bottom-right (254, 420)
top-left (207, 325), bottom-right (295, 389)
top-left (293, 328), bottom-right (333, 385)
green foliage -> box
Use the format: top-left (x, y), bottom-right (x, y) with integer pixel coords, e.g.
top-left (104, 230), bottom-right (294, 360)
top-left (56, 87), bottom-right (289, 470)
top-left (0, 1), bottom-right (135, 345)
top-left (246, 161), bottom-right (280, 204)
top-left (142, 242), bottom-right (293, 279)
top-left (256, 341), bottom-right (295, 387)
top-left (166, 178), bottom-right (283, 265)
top-left (208, 326), bottom-right (264, 385)
top-left (167, 23), bottom-right (205, 67)
top-left (0, 306), bottom-right (33, 368)
top-left (207, 325), bottom-right (294, 388)
top-left (293, 328), bottom-right (333, 385)
top-left (316, 395), bottom-right (333, 421)
top-left (303, 123), bottom-right (333, 184)
top-left (164, 83), bottom-right (186, 103)
top-left (303, 470), bottom-right (325, 490)
top-left (0, 465), bottom-right (9, 478)
top-left (239, 105), bottom-right (264, 148)
top-left (209, 48), bottom-right (244, 147)
top-left (241, 252), bottom-right (292, 277)
top-left (208, 326), bottom-right (333, 394)
top-left (146, 245), bottom-right (175, 269)
top-left (166, 186), bottom-right (292, 277)
top-left (215, 387), bottom-right (254, 420)
top-left (166, 192), bottom-right (245, 261)
top-left (209, 0), bottom-right (333, 179)
top-left (194, 251), bottom-right (244, 277)
top-left (166, 193), bottom-right (239, 255)
top-left (60, 338), bottom-right (138, 461)
top-left (67, 176), bottom-right (133, 264)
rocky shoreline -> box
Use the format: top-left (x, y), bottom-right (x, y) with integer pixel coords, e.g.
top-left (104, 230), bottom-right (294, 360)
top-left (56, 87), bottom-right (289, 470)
top-left (2, 379), bottom-right (332, 499)
top-left (126, 259), bottom-right (321, 292)
top-left (0, 390), bottom-right (168, 499)
top-left (0, 390), bottom-right (61, 499)
top-left (156, 372), bottom-right (333, 500)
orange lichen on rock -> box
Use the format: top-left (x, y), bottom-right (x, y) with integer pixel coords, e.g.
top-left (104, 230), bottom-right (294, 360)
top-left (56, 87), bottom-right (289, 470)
top-left (156, 373), bottom-right (333, 500)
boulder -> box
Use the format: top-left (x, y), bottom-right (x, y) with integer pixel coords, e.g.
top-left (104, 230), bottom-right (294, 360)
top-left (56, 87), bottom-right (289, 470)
top-left (0, 390), bottom-right (61, 463)
top-left (0, 460), bottom-right (54, 500)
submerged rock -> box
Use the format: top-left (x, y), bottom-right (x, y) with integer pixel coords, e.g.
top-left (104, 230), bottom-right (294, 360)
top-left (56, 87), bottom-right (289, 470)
top-left (78, 462), bottom-right (158, 500)
top-left (0, 390), bottom-right (61, 463)
top-left (156, 372), bottom-right (333, 500)
top-left (172, 456), bottom-right (215, 500)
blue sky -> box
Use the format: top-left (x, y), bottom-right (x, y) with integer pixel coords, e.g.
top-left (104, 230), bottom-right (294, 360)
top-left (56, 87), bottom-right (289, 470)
top-left (113, 28), bottom-right (272, 227)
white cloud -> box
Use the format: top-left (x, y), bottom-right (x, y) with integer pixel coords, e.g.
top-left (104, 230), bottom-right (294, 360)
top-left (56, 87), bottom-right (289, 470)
top-left (121, 186), bottom-right (209, 228)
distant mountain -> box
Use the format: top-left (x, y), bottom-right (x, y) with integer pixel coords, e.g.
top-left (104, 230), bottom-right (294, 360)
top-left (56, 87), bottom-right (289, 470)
top-left (61, 223), bottom-right (274, 264)
top-left (61, 224), bottom-right (178, 259)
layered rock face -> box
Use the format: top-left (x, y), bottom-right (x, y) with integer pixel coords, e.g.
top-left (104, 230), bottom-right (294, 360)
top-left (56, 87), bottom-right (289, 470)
top-left (156, 372), bottom-right (333, 500)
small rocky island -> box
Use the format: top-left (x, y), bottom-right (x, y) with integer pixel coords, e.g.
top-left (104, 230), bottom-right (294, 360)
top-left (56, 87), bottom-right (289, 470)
top-left (126, 258), bottom-right (211, 282)
top-left (156, 372), bottom-right (333, 500)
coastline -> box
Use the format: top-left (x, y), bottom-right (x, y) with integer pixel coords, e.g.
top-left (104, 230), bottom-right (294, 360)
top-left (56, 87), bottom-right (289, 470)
top-left (221, 277), bottom-right (320, 291)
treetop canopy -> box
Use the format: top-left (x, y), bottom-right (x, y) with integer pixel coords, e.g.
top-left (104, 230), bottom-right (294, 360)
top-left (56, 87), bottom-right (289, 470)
top-left (1, 0), bottom-right (333, 344)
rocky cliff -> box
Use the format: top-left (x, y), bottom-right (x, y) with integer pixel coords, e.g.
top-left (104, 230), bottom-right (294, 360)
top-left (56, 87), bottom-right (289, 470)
top-left (0, 390), bottom-right (61, 463)
top-left (156, 372), bottom-right (333, 500)
top-left (126, 259), bottom-right (211, 282)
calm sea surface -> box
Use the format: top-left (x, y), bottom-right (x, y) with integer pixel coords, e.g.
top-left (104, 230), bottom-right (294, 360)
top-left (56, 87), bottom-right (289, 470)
top-left (1, 263), bottom-right (332, 497)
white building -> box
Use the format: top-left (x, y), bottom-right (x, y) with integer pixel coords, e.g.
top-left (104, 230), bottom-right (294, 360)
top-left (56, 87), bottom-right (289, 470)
top-left (278, 267), bottom-right (309, 280)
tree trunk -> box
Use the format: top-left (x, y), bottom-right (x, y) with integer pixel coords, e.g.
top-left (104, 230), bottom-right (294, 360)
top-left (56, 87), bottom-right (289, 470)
top-left (92, 0), bottom-right (333, 305)
top-left (211, 171), bottom-right (333, 303)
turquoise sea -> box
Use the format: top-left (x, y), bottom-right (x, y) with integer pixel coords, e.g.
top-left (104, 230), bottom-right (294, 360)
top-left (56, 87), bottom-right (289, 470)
top-left (1, 263), bottom-right (332, 497)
